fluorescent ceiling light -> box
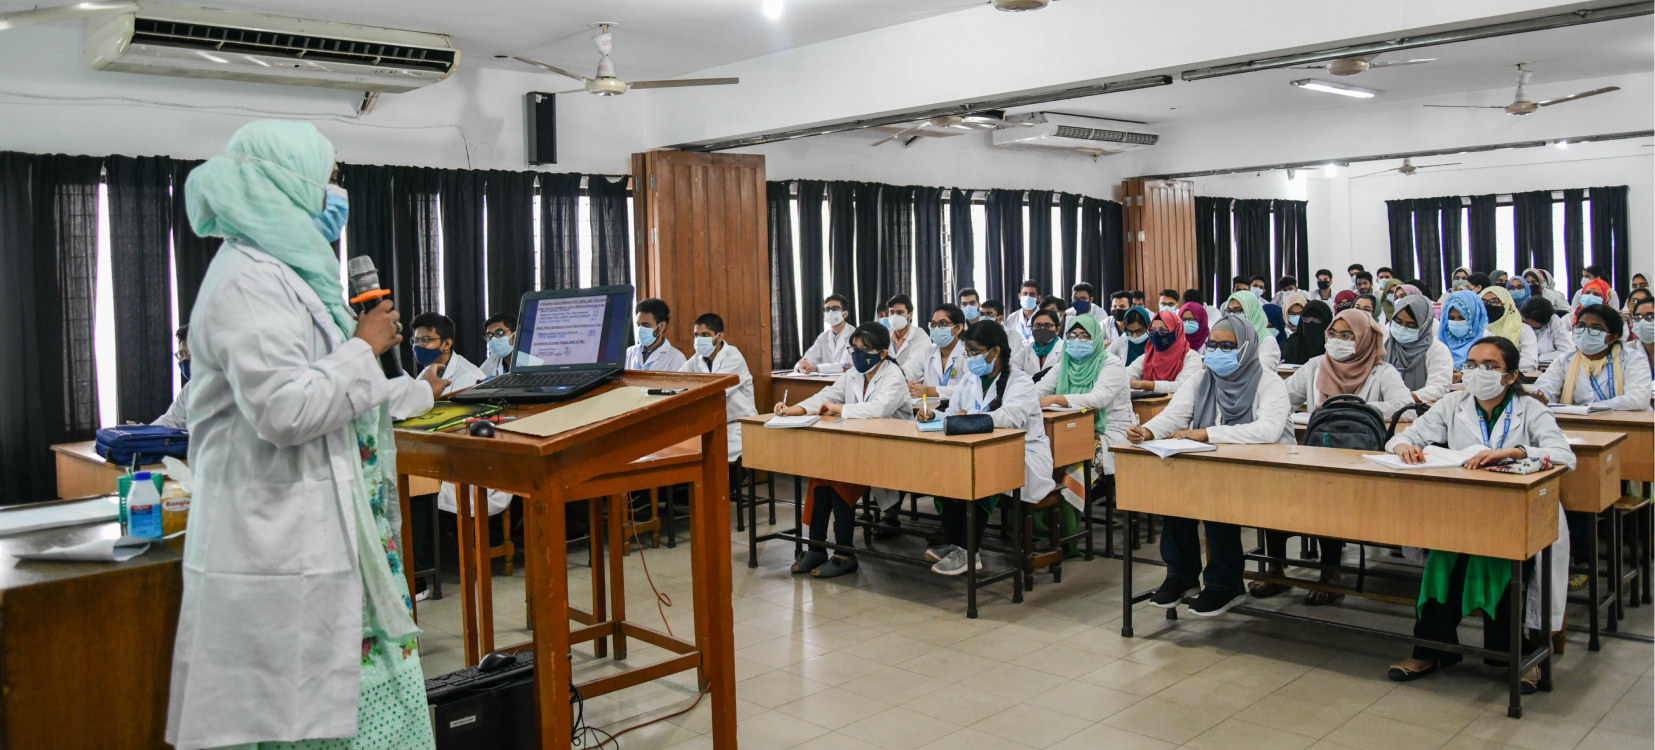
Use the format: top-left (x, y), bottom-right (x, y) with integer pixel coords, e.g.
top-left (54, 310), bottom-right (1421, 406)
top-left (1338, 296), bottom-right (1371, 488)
top-left (1290, 79), bottom-right (1378, 99)
top-left (762, 0), bottom-right (783, 19)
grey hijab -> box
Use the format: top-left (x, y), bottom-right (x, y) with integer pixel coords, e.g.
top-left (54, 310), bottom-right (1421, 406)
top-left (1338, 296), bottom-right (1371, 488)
top-left (1385, 294), bottom-right (1435, 390)
top-left (1189, 316), bottom-right (1262, 430)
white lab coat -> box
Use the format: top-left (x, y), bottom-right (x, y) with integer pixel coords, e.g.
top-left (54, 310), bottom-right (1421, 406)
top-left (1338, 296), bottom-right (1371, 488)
top-left (1004, 306), bottom-right (1038, 344)
top-left (1125, 350), bottom-right (1204, 394)
top-left (480, 352), bottom-right (506, 378)
top-left (681, 342), bottom-right (759, 461)
top-left (922, 338), bottom-right (969, 403)
top-left (796, 360), bottom-right (914, 421)
top-left (434, 352), bottom-right (512, 516)
top-left (1284, 357), bottom-right (1414, 422)
top-left (1143, 372), bottom-right (1295, 446)
top-left (1035, 358), bottom-right (1133, 475)
top-left (1516, 325), bottom-right (1540, 372)
top-left (1011, 337), bottom-right (1064, 378)
top-left (1385, 392), bottom-right (1574, 629)
top-left (798, 324), bottom-right (854, 373)
top-left (1531, 317), bottom-right (1575, 365)
top-left (153, 380), bottom-right (191, 429)
top-left (167, 240), bottom-right (434, 750)
top-left (886, 325), bottom-right (934, 382)
top-left (949, 367), bottom-right (1056, 503)
top-left (1105, 336), bottom-right (1142, 367)
top-left (1570, 287), bottom-right (1622, 311)
top-left (1533, 344), bottom-right (1652, 411)
top-left (626, 339), bottom-right (687, 373)
top-left (1098, 312), bottom-right (1124, 343)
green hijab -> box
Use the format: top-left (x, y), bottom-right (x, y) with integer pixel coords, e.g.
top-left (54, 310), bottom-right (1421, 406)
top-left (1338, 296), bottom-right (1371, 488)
top-left (1224, 290), bottom-right (1271, 341)
top-left (1054, 314), bottom-right (1108, 432)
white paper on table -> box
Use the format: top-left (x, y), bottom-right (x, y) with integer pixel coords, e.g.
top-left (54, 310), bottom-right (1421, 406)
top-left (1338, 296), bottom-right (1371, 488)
top-left (1279, 363), bottom-right (1303, 371)
top-left (765, 415), bottom-right (821, 429)
top-left (1547, 404), bottom-right (1609, 416)
top-left (15, 535), bottom-right (153, 563)
top-left (1290, 412), bottom-right (1312, 425)
top-left (0, 496), bottom-right (119, 537)
top-left (1361, 447), bottom-right (1477, 470)
top-left (1042, 405), bottom-right (1084, 412)
top-left (815, 363), bottom-right (844, 375)
top-left (1138, 439), bottom-right (1219, 459)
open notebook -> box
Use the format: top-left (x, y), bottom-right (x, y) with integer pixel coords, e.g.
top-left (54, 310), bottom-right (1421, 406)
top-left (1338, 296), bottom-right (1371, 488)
top-left (1547, 403), bottom-right (1611, 416)
top-left (1361, 447), bottom-right (1477, 470)
top-left (1137, 439), bottom-right (1218, 459)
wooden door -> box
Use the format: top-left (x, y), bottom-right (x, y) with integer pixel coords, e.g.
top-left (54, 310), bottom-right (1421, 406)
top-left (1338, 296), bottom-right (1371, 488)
top-left (632, 151), bottom-right (773, 405)
top-left (1122, 179), bottom-right (1197, 299)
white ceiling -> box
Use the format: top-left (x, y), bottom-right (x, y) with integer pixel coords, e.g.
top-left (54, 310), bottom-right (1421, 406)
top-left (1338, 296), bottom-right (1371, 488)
top-left (0, 0), bottom-right (977, 81)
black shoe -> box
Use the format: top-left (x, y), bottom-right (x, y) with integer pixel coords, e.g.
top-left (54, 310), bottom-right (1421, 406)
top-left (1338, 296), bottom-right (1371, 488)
top-left (1186, 588), bottom-right (1247, 617)
top-left (1387, 654), bottom-right (1462, 682)
top-left (873, 515), bottom-right (903, 540)
top-left (1150, 578), bottom-right (1197, 609)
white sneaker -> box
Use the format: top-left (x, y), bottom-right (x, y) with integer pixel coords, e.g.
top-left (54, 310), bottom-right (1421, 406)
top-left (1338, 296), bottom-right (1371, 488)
top-left (924, 545), bottom-right (958, 563)
top-left (414, 588), bottom-right (431, 603)
top-left (931, 547), bottom-right (981, 576)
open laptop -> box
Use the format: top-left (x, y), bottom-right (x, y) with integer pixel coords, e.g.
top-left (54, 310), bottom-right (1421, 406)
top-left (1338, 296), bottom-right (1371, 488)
top-left (450, 285), bottom-right (633, 404)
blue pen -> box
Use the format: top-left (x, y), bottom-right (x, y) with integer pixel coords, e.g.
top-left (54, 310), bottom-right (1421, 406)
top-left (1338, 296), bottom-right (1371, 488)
top-left (831, 417), bottom-right (846, 424)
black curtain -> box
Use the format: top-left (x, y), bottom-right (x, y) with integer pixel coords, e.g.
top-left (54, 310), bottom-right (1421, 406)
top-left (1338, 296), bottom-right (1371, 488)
top-left (766, 181), bottom-right (799, 369)
top-left (1231, 199), bottom-right (1273, 282)
top-left (391, 167), bottom-right (442, 372)
top-left (1385, 199), bottom-right (1416, 281)
top-left (439, 170), bottom-right (485, 363)
top-left (1272, 199), bottom-right (1308, 286)
top-left (1194, 196), bottom-right (1231, 304)
top-left (1058, 193), bottom-right (1080, 295)
top-left (948, 188), bottom-right (974, 299)
top-left (588, 174), bottom-right (631, 287)
top-left (1589, 186), bottom-right (1630, 300)
top-left (1099, 200), bottom-right (1125, 298)
top-left (913, 187), bottom-right (945, 314)
top-left (539, 173), bottom-right (582, 291)
top-left (1512, 190), bottom-right (1554, 275)
top-left (484, 170), bottom-right (536, 318)
top-left (1561, 189), bottom-right (1585, 292)
top-left (1078, 197), bottom-right (1102, 295)
top-left (1466, 195), bottom-right (1497, 274)
top-left (796, 180), bottom-right (826, 312)
top-left (169, 159), bottom-right (219, 323)
top-left (826, 181), bottom-right (857, 318)
top-left (105, 155), bottom-right (176, 424)
top-left (986, 189), bottom-right (1025, 304)
top-left (877, 184), bottom-right (913, 310)
top-left (339, 163), bottom-right (395, 298)
top-left (1437, 197), bottom-right (1463, 293)
top-left (1411, 199), bottom-right (1444, 299)
top-left (1026, 190), bottom-right (1054, 294)
top-left (853, 182), bottom-right (882, 322)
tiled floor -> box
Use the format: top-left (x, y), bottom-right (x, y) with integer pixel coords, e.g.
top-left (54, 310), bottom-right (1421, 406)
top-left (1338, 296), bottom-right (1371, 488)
top-left (415, 491), bottom-right (1653, 750)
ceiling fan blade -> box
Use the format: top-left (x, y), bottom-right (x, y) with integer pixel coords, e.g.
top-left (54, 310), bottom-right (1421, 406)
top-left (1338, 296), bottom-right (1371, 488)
top-left (1287, 64), bottom-right (1332, 70)
top-left (1358, 167), bottom-right (1400, 178)
top-left (1537, 86), bottom-right (1620, 107)
top-left (911, 2), bottom-right (985, 14)
top-left (1413, 162), bottom-right (1463, 169)
top-left (512, 57), bottom-right (591, 82)
top-left (1421, 104), bottom-right (1506, 109)
top-left (1365, 58), bottom-right (1437, 68)
top-left (628, 77), bottom-right (740, 89)
top-left (870, 124), bottom-right (927, 147)
top-left (0, 1), bottom-right (136, 30)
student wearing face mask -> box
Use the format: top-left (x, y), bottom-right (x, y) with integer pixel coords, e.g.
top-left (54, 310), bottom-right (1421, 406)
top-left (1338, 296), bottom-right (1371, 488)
top-left (1279, 291), bottom-right (1308, 335)
top-left (479, 313), bottom-right (516, 378)
top-left (1127, 310), bottom-right (1202, 393)
top-left (957, 288), bottom-right (983, 323)
top-left (1480, 286), bottom-right (1538, 371)
top-left (153, 325), bottom-right (193, 429)
top-left (1155, 289), bottom-right (1181, 315)
top-left (1533, 304), bottom-right (1651, 411)
top-left (1066, 282), bottom-right (1100, 323)
top-left (878, 294), bottom-right (933, 382)
top-left (1629, 297), bottom-right (1655, 379)
top-left (1012, 308), bottom-right (1066, 379)
top-left (311, 180), bottom-right (348, 246)
top-left (1127, 316), bottom-right (1293, 617)
top-left (1179, 300), bottom-right (1210, 354)
top-left (1263, 302), bottom-right (1288, 348)
top-left (1281, 300), bottom-right (1331, 366)
top-left (627, 298), bottom-right (688, 373)
top-left (917, 321), bottom-right (1054, 575)
top-left (1005, 280), bottom-right (1042, 344)
top-left (1222, 290), bottom-right (1282, 373)
top-left (978, 300), bottom-right (1025, 358)
top-left (1504, 275), bottom-right (1533, 309)
top-left (1102, 291), bottom-right (1133, 342)
top-left (409, 313), bottom-right (484, 395)
top-left (1249, 275), bottom-right (1270, 301)
top-left (1387, 295), bottom-right (1454, 404)
top-left (1311, 269), bottom-right (1335, 301)
top-left (778, 323), bottom-right (913, 578)
top-left (797, 294), bottom-right (854, 374)
top-left (1375, 278), bottom-right (1402, 322)
top-left (1570, 265), bottom-right (1621, 311)
top-left (681, 313), bottom-right (758, 494)
top-left (1385, 337), bottom-right (1572, 689)
top-left (1626, 288), bottom-right (1654, 318)
top-left (911, 303), bottom-right (971, 403)
top-left (1035, 314), bottom-right (1130, 555)
top-left (1522, 267), bottom-right (1569, 312)
top-left (1272, 276), bottom-right (1299, 308)
top-left (1439, 290), bottom-right (1489, 373)
top-left (1521, 298), bottom-right (1574, 366)
top-left (1347, 264), bottom-right (1365, 291)
top-left (1106, 306), bottom-right (1154, 366)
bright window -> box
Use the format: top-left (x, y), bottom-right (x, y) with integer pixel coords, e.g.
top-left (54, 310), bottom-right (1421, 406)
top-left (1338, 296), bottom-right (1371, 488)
top-left (1494, 205), bottom-right (1516, 275)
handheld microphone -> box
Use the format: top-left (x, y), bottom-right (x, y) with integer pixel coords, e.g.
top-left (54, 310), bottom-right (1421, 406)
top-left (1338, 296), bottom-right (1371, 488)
top-left (346, 255), bottom-right (408, 380)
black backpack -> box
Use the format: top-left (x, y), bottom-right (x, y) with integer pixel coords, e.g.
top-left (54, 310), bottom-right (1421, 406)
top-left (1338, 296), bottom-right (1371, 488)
top-left (1302, 394), bottom-right (1388, 451)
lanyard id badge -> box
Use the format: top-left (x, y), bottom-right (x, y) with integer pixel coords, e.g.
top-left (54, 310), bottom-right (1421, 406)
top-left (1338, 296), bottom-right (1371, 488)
top-left (1477, 403), bottom-right (1515, 450)
top-left (1587, 350), bottom-right (1616, 402)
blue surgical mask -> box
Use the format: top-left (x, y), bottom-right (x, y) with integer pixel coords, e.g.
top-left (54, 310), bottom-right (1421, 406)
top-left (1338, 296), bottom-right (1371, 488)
top-left (1150, 330), bottom-right (1176, 351)
top-left (1389, 322), bottom-right (1420, 344)
top-left (1126, 332), bottom-right (1149, 345)
top-left (1447, 319), bottom-right (1472, 337)
top-left (312, 185), bottom-right (348, 243)
top-left (1573, 328), bottom-right (1609, 356)
top-left (413, 343), bottom-right (443, 369)
top-left (1203, 348), bottom-right (1240, 376)
top-left (1251, 287), bottom-right (1265, 298)
top-left (694, 336), bottom-right (717, 358)
top-left (1580, 294), bottom-right (1604, 308)
top-left (1073, 299), bottom-right (1091, 314)
top-left (966, 352), bottom-right (992, 377)
top-left (178, 358), bottom-right (191, 385)
top-left (638, 325), bottom-right (658, 347)
top-left (1065, 339), bottom-right (1095, 359)
top-left (1020, 295), bottom-right (1039, 311)
top-left (1288, 314), bottom-right (1301, 327)
top-left (852, 349), bottom-right (882, 373)
top-left (962, 305), bottom-right (981, 321)
top-left (930, 326), bottom-right (956, 347)
top-left (1508, 287), bottom-right (1529, 305)
top-left (1183, 320), bottom-right (1199, 335)
top-left (487, 336), bottom-right (513, 359)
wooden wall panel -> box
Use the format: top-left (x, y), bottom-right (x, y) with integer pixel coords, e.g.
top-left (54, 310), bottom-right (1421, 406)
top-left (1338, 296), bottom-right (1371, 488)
top-left (1122, 178), bottom-right (1197, 302)
top-left (633, 151), bottom-right (773, 406)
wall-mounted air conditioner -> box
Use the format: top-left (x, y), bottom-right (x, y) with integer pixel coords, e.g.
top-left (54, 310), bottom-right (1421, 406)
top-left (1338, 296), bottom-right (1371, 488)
top-left (992, 112), bottom-right (1158, 157)
top-left (84, 3), bottom-right (458, 94)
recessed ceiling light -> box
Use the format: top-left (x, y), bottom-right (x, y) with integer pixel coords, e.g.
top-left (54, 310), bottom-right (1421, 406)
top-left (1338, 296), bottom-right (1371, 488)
top-left (1323, 164), bottom-right (1338, 176)
top-left (762, 0), bottom-right (783, 19)
top-left (1555, 140), bottom-right (1569, 149)
top-left (1290, 79), bottom-right (1378, 99)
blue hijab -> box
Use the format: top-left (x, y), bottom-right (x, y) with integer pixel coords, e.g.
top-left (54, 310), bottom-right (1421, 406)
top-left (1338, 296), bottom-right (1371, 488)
top-left (1437, 289), bottom-right (1489, 369)
top-left (1262, 303), bottom-right (1287, 346)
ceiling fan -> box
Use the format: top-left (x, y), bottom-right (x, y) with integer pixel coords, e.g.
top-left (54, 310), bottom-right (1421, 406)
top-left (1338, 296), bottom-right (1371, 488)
top-left (913, 0), bottom-right (1054, 16)
top-left (869, 111), bottom-right (1031, 147)
top-left (1423, 63), bottom-right (1618, 115)
top-left (0, 1), bottom-right (135, 31)
top-left (1359, 157), bottom-right (1461, 178)
top-left (513, 23), bottom-right (737, 96)
top-left (1288, 53), bottom-right (1436, 76)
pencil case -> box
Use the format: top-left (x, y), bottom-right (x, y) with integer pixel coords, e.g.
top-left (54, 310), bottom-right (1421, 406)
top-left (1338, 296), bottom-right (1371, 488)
top-left (944, 414), bottom-right (994, 436)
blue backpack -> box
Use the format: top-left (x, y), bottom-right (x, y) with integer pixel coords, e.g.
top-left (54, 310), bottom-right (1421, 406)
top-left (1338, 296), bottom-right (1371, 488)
top-left (95, 425), bottom-right (190, 467)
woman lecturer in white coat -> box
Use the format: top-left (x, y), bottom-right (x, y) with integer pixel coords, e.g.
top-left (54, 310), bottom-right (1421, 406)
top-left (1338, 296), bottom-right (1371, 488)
top-left (166, 121), bottom-right (446, 750)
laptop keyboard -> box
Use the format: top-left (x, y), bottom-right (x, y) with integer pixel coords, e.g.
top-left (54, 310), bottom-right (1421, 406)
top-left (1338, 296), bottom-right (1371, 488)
top-left (484, 371), bottom-right (593, 389)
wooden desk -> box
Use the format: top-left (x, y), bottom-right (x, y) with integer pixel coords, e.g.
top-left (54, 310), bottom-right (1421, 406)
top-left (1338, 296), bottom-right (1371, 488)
top-left (1110, 442), bottom-right (1562, 718)
top-left (1043, 411), bottom-right (1095, 468)
top-left (1551, 410), bottom-right (1654, 483)
top-left (739, 415), bottom-right (1026, 617)
top-left (0, 501), bottom-right (182, 748)
top-left (1130, 395), bottom-right (1171, 424)
top-left (1558, 430), bottom-right (1627, 652)
top-left (1278, 367), bottom-right (1300, 380)
top-left (51, 441), bottom-right (164, 499)
top-left (396, 373), bottom-right (739, 749)
top-left (771, 372), bottom-right (838, 408)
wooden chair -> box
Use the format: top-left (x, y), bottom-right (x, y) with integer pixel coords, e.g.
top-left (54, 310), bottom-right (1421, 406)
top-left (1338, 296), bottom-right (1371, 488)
top-left (1019, 490), bottom-right (1070, 591)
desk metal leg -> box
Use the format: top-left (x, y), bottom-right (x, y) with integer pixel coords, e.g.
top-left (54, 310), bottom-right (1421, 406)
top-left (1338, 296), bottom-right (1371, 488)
top-left (768, 470), bottom-right (777, 525)
top-left (1122, 510), bottom-right (1134, 638)
top-left (794, 475), bottom-right (804, 560)
top-left (428, 491), bottom-right (443, 601)
top-left (1613, 509), bottom-right (1626, 622)
top-left (1541, 545), bottom-right (1554, 692)
top-left (966, 499), bottom-right (978, 618)
top-left (1589, 513), bottom-right (1602, 651)
top-left (1507, 559), bottom-right (1524, 719)
top-left (1083, 465), bottom-right (1094, 562)
top-left (748, 470), bottom-right (759, 568)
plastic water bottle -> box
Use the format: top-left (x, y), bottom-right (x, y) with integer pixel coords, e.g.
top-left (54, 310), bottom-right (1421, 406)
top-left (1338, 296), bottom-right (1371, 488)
top-left (127, 471), bottom-right (162, 539)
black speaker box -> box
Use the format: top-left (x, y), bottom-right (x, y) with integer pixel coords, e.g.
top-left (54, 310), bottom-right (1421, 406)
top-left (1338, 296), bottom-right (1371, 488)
top-left (525, 92), bottom-right (557, 165)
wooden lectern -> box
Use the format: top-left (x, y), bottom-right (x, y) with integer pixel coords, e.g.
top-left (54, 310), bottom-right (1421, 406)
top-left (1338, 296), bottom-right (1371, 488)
top-left (395, 371), bottom-right (739, 749)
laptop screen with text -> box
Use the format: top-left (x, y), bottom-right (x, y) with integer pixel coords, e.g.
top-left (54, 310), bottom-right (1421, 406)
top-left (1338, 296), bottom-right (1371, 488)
top-left (511, 287), bottom-right (632, 370)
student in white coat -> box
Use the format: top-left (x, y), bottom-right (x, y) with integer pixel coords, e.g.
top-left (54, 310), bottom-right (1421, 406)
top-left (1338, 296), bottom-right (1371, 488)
top-left (1101, 291), bottom-right (1133, 343)
top-left (1221, 290), bottom-right (1282, 373)
top-left (1004, 279), bottom-right (1042, 345)
top-left (797, 294), bottom-right (854, 374)
top-left (1035, 314), bottom-right (1131, 555)
top-left (1127, 310), bottom-right (1204, 394)
top-left (1064, 282), bottom-right (1103, 326)
top-left (153, 324), bottom-right (192, 429)
top-left (979, 300), bottom-right (1025, 358)
top-left (1105, 306), bottom-right (1153, 367)
top-left (1520, 298), bottom-right (1574, 366)
top-left (681, 313), bottom-right (758, 491)
top-left (1384, 337), bottom-right (1572, 691)
top-left (911, 303), bottom-right (970, 404)
top-left (1533, 304), bottom-right (1652, 411)
top-left (880, 294), bottom-right (934, 382)
top-left (1011, 308), bottom-right (1065, 380)
top-left (167, 120), bottom-right (444, 750)
top-left (1128, 316), bottom-right (1293, 617)
top-left (626, 298), bottom-right (687, 373)
top-left (479, 312), bottom-right (516, 378)
top-left (917, 321), bottom-right (1054, 575)
top-left (778, 323), bottom-right (912, 578)
top-left (1480, 286), bottom-right (1539, 371)
top-left (1385, 295), bottom-right (1454, 405)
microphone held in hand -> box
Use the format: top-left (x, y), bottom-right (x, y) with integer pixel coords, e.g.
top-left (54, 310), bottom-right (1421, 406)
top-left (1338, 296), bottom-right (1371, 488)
top-left (346, 255), bottom-right (407, 379)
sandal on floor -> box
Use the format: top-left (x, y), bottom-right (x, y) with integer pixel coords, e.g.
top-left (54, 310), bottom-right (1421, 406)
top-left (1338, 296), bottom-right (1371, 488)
top-left (1248, 580), bottom-right (1289, 598)
top-left (1304, 588), bottom-right (1345, 606)
top-left (1387, 654), bottom-right (1461, 682)
top-left (813, 555), bottom-right (859, 578)
top-left (1520, 673), bottom-right (1541, 695)
top-left (792, 548), bottom-right (829, 574)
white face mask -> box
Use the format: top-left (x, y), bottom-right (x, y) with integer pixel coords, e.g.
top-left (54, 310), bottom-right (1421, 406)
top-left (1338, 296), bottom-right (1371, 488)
top-left (1462, 368), bottom-right (1509, 401)
top-left (1323, 339), bottom-right (1356, 361)
top-left (825, 310), bottom-right (845, 328)
top-left (885, 314), bottom-right (909, 332)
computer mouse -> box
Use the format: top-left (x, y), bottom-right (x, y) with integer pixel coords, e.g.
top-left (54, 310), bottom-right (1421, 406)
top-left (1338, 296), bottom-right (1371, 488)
top-left (477, 651), bottom-right (514, 672)
top-left (467, 420), bottom-right (496, 438)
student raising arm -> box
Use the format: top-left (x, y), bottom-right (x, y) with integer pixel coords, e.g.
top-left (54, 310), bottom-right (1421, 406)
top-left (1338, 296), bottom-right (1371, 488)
top-left (1532, 303), bottom-right (1652, 410)
top-left (1127, 309), bottom-right (1203, 393)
